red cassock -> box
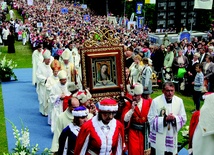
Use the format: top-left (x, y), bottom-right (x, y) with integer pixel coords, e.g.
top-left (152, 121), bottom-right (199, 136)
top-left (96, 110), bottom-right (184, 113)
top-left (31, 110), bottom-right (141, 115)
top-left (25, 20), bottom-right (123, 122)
top-left (74, 115), bottom-right (124, 155)
top-left (121, 95), bottom-right (152, 155)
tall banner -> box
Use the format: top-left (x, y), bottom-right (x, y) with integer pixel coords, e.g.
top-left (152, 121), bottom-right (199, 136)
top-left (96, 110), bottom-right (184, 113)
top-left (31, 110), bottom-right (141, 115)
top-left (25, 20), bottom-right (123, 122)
top-left (27, 0), bottom-right (33, 6)
top-left (136, 3), bottom-right (143, 14)
top-left (137, 16), bottom-right (144, 29)
top-left (194, 0), bottom-right (213, 10)
top-left (130, 13), bottom-right (135, 21)
top-left (145, 0), bottom-right (156, 4)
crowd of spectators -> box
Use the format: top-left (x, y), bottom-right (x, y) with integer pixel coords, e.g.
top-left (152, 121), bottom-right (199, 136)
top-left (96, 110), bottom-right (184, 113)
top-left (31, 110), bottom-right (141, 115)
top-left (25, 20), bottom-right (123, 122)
top-left (1, 0), bottom-right (214, 95)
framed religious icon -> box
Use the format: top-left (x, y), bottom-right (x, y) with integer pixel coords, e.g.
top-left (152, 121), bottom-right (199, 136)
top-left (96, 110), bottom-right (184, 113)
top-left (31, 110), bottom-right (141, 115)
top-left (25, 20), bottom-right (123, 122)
top-left (81, 46), bottom-right (126, 98)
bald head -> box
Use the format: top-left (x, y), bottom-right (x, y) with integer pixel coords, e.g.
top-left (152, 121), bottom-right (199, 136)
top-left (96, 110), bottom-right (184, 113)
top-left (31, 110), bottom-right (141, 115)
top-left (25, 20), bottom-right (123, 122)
top-left (68, 97), bottom-right (80, 112)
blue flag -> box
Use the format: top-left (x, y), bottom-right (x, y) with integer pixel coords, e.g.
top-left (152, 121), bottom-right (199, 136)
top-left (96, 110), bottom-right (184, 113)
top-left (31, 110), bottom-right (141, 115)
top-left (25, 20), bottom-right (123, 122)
top-left (136, 3), bottom-right (143, 14)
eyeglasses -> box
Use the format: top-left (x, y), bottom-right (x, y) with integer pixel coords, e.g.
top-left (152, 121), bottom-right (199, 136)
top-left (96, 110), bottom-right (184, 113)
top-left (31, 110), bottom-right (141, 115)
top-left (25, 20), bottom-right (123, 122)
top-left (102, 112), bottom-right (117, 117)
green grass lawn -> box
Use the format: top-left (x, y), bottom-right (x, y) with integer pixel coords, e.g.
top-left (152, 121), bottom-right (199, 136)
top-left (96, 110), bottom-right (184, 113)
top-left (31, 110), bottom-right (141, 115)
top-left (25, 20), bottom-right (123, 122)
top-left (0, 84), bottom-right (8, 153)
top-left (0, 41), bottom-right (33, 68)
top-left (0, 8), bottom-right (201, 153)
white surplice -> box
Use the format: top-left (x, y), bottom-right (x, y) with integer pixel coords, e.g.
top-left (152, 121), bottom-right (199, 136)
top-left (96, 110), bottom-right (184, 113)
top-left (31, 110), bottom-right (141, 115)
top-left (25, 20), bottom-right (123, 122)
top-left (192, 93), bottom-right (214, 155)
top-left (32, 49), bottom-right (43, 85)
top-left (36, 62), bottom-right (52, 115)
top-left (148, 94), bottom-right (187, 155)
top-left (49, 82), bottom-right (71, 132)
top-left (45, 75), bottom-right (59, 125)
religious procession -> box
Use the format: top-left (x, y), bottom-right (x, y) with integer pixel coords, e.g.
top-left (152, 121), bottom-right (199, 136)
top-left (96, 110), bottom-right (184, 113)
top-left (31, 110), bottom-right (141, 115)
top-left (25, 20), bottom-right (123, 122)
top-left (1, 0), bottom-right (214, 155)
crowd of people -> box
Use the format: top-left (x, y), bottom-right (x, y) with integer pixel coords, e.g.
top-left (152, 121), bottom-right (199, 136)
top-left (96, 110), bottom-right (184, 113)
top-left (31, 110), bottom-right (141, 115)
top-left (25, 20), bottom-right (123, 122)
top-left (1, 0), bottom-right (214, 154)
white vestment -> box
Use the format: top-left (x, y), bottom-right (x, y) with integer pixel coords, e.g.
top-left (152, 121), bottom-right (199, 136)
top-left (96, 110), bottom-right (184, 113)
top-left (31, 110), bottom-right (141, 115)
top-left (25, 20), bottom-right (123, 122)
top-left (129, 62), bottom-right (144, 84)
top-left (148, 94), bottom-right (187, 155)
top-left (36, 62), bottom-right (53, 115)
top-left (192, 125), bottom-right (214, 155)
top-left (45, 75), bottom-right (59, 125)
top-left (9, 10), bottom-right (14, 19)
top-left (192, 93), bottom-right (214, 155)
top-left (70, 47), bottom-right (82, 89)
top-left (2, 28), bottom-right (9, 40)
top-left (50, 108), bottom-right (74, 152)
top-left (32, 49), bottom-right (43, 85)
top-left (49, 82), bottom-right (71, 132)
top-left (61, 62), bottom-right (75, 83)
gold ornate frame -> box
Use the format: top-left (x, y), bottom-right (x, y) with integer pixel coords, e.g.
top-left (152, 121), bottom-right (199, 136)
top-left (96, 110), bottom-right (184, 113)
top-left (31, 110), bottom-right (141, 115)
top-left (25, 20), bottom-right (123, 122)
top-left (81, 46), bottom-right (126, 99)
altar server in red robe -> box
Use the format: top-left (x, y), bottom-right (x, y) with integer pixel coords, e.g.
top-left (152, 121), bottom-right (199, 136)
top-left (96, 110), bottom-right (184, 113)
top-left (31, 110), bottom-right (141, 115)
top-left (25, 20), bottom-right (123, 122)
top-left (123, 83), bottom-right (152, 155)
top-left (74, 98), bottom-right (125, 155)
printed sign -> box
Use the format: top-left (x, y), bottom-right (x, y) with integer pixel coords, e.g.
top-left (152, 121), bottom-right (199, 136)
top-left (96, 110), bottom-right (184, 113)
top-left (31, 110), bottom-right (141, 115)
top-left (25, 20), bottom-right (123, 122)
top-left (37, 22), bottom-right (43, 28)
top-left (194, 0), bottom-right (213, 10)
top-left (128, 21), bottom-right (136, 30)
top-left (27, 0), bottom-right (33, 6)
top-left (107, 16), bottom-right (117, 25)
top-left (83, 15), bottom-right (90, 22)
top-left (81, 4), bottom-right (87, 9)
top-left (180, 32), bottom-right (191, 42)
top-left (61, 8), bottom-right (68, 14)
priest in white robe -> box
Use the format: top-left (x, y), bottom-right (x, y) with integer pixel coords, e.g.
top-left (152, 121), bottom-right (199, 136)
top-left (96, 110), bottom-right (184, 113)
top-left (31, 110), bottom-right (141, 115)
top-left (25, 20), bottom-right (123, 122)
top-left (36, 50), bottom-right (53, 116)
top-left (148, 81), bottom-right (187, 155)
top-left (32, 44), bottom-right (43, 86)
top-left (60, 49), bottom-right (76, 83)
top-left (70, 47), bottom-right (82, 89)
top-left (49, 70), bottom-right (71, 132)
top-left (46, 59), bottom-right (61, 125)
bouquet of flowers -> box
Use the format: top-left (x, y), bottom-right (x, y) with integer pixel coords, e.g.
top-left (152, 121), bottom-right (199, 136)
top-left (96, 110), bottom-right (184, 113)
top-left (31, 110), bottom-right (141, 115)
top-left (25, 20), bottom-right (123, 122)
top-left (4, 119), bottom-right (51, 155)
top-left (0, 53), bottom-right (17, 81)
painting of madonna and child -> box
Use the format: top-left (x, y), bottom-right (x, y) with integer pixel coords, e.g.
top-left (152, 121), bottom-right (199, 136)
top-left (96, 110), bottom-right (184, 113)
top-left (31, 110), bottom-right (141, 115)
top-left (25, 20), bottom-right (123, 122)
top-left (93, 57), bottom-right (118, 88)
